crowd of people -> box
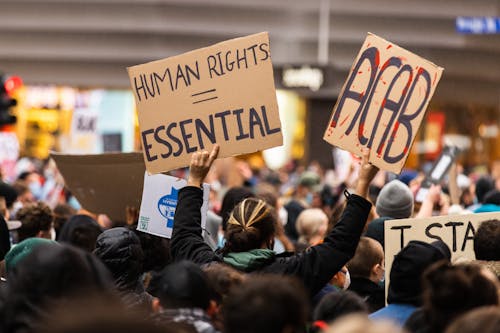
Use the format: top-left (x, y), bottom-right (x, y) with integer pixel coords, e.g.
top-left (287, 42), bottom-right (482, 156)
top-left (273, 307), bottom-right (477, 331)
top-left (0, 145), bottom-right (499, 333)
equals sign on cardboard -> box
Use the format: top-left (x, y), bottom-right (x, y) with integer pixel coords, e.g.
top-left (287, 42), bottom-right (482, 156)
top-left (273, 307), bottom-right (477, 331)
top-left (191, 88), bottom-right (218, 104)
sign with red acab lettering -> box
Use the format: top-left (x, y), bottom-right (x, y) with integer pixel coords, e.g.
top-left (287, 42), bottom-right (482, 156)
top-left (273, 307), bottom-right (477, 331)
top-left (127, 32), bottom-right (283, 174)
top-left (323, 33), bottom-right (444, 174)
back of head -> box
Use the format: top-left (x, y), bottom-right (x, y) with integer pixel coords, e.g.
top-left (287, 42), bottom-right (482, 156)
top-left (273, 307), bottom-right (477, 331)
top-left (324, 314), bottom-right (404, 333)
top-left (220, 187), bottom-right (254, 231)
top-left (313, 291), bottom-right (368, 323)
top-left (0, 181), bottom-right (18, 209)
top-left (483, 190), bottom-right (500, 206)
top-left (53, 203), bottom-right (77, 236)
top-left (474, 219), bottom-right (500, 261)
top-left (445, 306), bottom-right (500, 333)
top-left (58, 214), bottom-right (103, 252)
top-left (38, 295), bottom-right (196, 333)
top-left (375, 180), bottom-right (414, 219)
top-left (364, 217), bottom-right (391, 250)
top-left (224, 198), bottom-right (276, 254)
top-left (203, 262), bottom-right (246, 302)
top-left (347, 237), bottom-right (384, 279)
top-left (157, 260), bottom-right (211, 310)
top-left (0, 215), bottom-right (10, 261)
top-left (388, 240), bottom-right (451, 306)
top-left (93, 227), bottom-right (144, 291)
top-left (475, 176), bottom-right (495, 204)
top-left (133, 230), bottom-right (171, 272)
top-left (296, 208), bottom-right (328, 245)
top-left (223, 275), bottom-right (308, 333)
top-left (3, 243), bottom-right (113, 332)
top-left (422, 261), bottom-right (499, 332)
top-left (16, 201), bottom-right (54, 241)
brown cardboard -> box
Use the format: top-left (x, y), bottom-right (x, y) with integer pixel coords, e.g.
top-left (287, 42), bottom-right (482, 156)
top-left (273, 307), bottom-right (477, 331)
top-left (50, 152), bottom-right (145, 222)
top-left (384, 212), bottom-right (500, 299)
top-left (324, 33), bottom-right (443, 174)
top-left (127, 32), bottom-right (283, 174)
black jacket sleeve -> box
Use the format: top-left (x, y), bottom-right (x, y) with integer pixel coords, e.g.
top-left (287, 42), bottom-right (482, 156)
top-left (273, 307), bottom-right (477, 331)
top-left (261, 193), bottom-right (372, 297)
top-left (170, 186), bottom-right (219, 264)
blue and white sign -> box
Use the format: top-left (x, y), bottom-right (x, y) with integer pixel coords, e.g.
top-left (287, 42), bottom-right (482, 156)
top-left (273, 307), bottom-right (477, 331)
top-left (137, 173), bottom-right (209, 238)
top-left (456, 16), bottom-right (500, 34)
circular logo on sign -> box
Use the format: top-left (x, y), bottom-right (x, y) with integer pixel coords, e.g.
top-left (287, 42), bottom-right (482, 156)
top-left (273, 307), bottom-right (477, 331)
top-left (157, 188), bottom-right (180, 228)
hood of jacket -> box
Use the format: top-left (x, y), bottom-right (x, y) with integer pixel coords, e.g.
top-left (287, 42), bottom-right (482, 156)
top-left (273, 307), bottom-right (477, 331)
top-left (388, 240), bottom-right (450, 306)
top-left (93, 227), bottom-right (144, 291)
top-left (223, 249), bottom-right (275, 272)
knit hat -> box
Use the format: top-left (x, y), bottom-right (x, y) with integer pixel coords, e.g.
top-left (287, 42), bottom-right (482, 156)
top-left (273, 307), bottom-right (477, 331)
top-left (5, 238), bottom-right (58, 272)
top-left (387, 240), bottom-right (451, 306)
top-left (376, 180), bottom-right (414, 219)
top-left (298, 171), bottom-right (321, 192)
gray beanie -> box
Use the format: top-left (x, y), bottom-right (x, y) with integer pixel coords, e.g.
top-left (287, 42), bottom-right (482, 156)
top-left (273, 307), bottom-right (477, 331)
top-left (376, 180), bottom-right (414, 219)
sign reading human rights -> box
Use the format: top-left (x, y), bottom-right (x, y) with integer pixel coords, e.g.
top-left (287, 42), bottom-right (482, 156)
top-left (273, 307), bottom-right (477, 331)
top-left (323, 33), bottom-right (444, 173)
top-left (128, 32), bottom-right (282, 174)
top-left (383, 212), bottom-right (500, 298)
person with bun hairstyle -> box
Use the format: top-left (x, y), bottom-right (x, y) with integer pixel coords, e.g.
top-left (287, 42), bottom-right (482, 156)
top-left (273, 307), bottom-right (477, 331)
top-left (171, 145), bottom-right (378, 297)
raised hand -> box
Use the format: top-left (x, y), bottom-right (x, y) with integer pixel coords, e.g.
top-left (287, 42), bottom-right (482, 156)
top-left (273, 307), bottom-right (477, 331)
top-left (187, 145), bottom-right (220, 187)
top-left (356, 148), bottom-right (379, 198)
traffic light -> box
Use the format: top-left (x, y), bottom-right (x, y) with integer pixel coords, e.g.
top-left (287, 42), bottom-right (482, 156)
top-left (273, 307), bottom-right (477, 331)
top-left (0, 74), bottom-right (22, 126)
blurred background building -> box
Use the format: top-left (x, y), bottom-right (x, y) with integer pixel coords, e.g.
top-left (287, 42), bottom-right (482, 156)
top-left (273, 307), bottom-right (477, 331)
top-left (0, 0), bottom-right (498, 173)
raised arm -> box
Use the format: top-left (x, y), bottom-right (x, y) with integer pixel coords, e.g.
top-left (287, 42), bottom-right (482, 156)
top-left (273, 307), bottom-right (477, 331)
top-left (268, 149), bottom-right (379, 296)
top-left (170, 145), bottom-right (220, 264)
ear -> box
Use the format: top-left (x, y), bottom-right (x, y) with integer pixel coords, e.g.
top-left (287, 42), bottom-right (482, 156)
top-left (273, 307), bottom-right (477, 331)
top-left (206, 300), bottom-right (219, 316)
top-left (152, 297), bottom-right (162, 313)
top-left (36, 230), bottom-right (50, 239)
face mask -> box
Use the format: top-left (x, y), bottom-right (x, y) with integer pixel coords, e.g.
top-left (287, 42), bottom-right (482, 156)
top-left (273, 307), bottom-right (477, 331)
top-left (343, 270), bottom-right (351, 290)
top-left (378, 275), bottom-right (385, 288)
top-left (305, 192), bottom-right (314, 205)
top-left (68, 196), bottom-right (81, 211)
top-left (28, 182), bottom-right (43, 200)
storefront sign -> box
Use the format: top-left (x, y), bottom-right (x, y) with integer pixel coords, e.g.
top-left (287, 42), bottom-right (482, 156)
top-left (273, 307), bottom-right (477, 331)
top-left (282, 66), bottom-right (324, 91)
top-left (456, 17), bottom-right (500, 34)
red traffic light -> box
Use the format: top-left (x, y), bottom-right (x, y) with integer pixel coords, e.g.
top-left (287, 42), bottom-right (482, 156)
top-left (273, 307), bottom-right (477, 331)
top-left (3, 76), bottom-right (23, 96)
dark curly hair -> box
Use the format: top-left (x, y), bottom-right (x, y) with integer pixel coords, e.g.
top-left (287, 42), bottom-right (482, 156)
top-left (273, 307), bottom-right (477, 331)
top-left (421, 261), bottom-right (498, 333)
top-left (16, 202), bottom-right (54, 241)
top-left (474, 219), bottom-right (500, 261)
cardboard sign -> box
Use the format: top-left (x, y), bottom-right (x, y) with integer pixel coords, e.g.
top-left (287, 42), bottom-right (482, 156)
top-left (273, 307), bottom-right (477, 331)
top-left (384, 212), bottom-right (500, 298)
top-left (137, 173), bottom-right (209, 238)
top-left (50, 152), bottom-right (145, 222)
top-left (69, 109), bottom-right (99, 154)
top-left (127, 32), bottom-right (283, 174)
top-left (324, 33), bottom-right (444, 174)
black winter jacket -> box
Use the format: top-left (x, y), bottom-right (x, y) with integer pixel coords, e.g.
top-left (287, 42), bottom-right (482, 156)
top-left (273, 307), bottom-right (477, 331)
top-left (171, 187), bottom-right (372, 297)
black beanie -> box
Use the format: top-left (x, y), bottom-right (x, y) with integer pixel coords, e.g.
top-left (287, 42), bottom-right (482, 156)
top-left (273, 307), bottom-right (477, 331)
top-left (388, 240), bottom-right (451, 306)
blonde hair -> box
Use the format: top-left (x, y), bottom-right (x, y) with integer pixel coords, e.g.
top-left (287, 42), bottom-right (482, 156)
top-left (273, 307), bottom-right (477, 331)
top-left (296, 208), bottom-right (328, 245)
top-left (325, 314), bottom-right (406, 333)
